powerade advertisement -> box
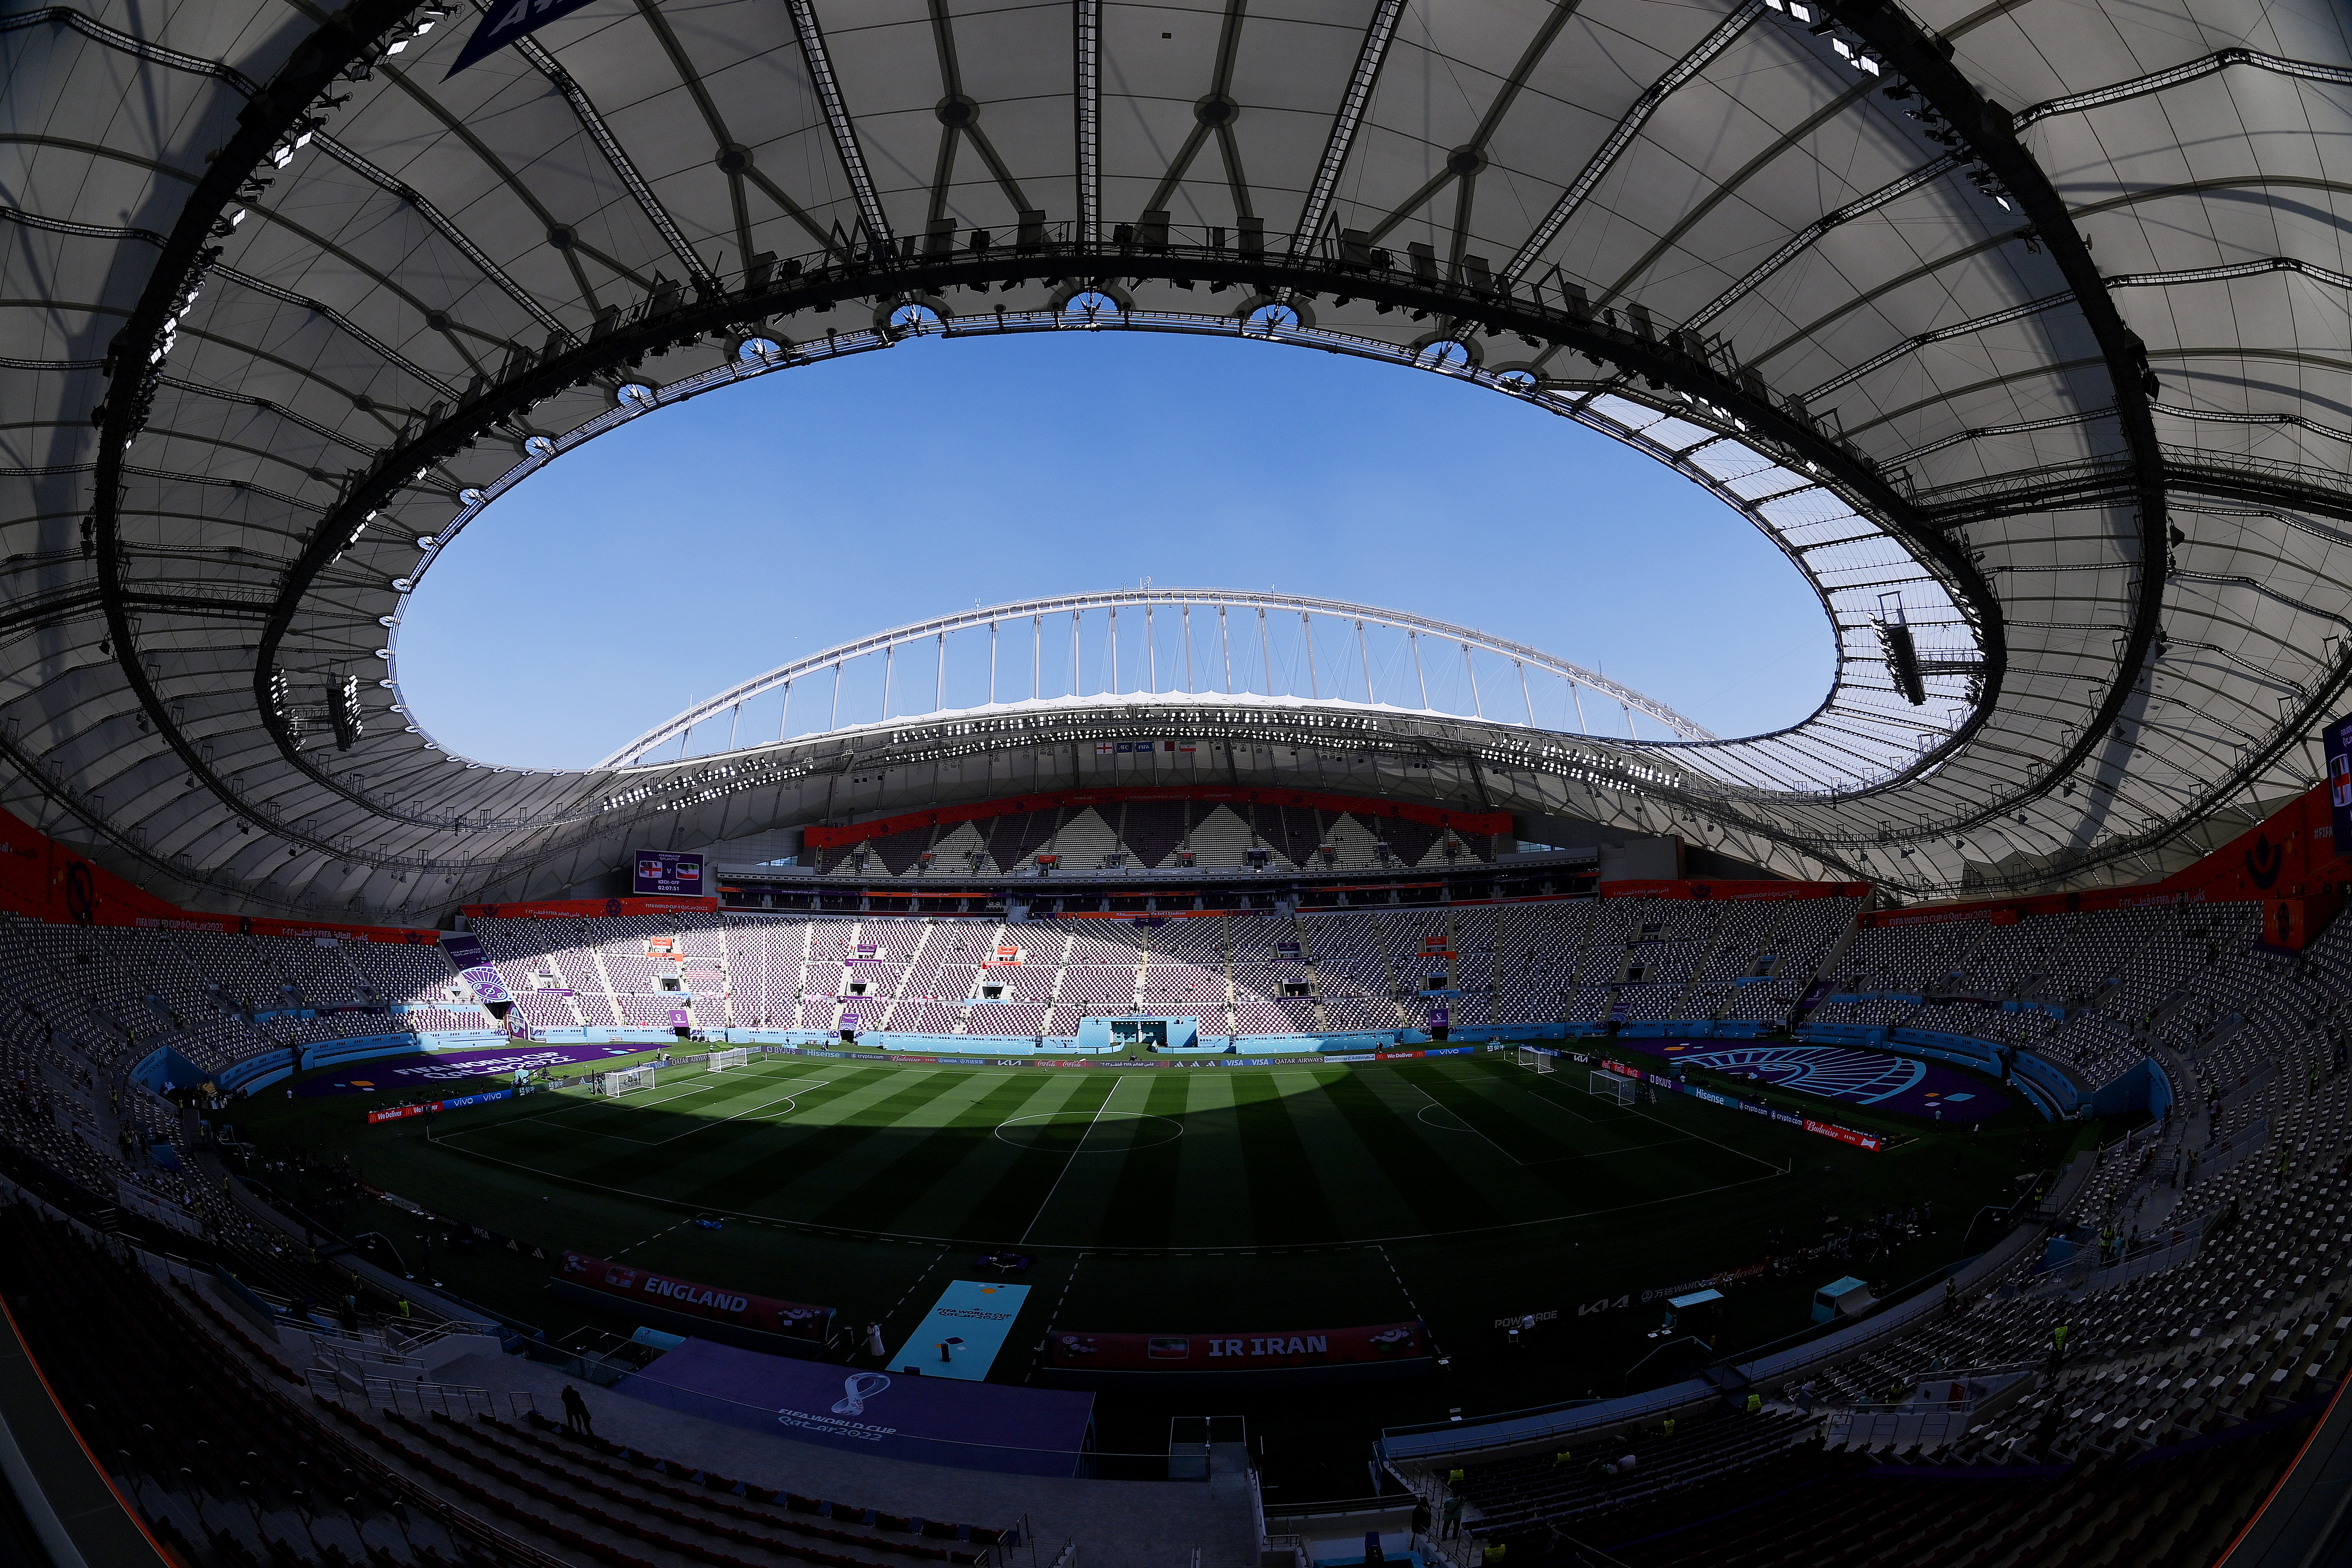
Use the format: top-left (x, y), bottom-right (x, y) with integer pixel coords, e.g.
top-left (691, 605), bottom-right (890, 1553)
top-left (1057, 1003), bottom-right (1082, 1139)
top-left (632, 850), bottom-right (706, 896)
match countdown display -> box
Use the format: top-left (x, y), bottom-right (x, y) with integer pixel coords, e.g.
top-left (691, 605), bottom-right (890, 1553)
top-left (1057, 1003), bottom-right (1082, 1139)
top-left (632, 850), bottom-right (706, 896)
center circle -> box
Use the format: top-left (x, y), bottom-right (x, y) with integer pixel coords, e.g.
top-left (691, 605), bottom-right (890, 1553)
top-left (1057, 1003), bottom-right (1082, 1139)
top-left (993, 1109), bottom-right (1184, 1153)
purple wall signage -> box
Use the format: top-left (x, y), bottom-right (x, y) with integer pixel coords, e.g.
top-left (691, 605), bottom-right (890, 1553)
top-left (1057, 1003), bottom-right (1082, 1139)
top-left (439, 932), bottom-right (511, 1006)
top-left (632, 850), bottom-right (706, 896)
top-left (618, 1338), bottom-right (1093, 1476)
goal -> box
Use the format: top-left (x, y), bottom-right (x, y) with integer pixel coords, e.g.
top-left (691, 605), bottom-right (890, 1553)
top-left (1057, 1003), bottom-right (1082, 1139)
top-left (1588, 1069), bottom-right (1636, 1107)
top-left (599, 1065), bottom-right (655, 1097)
top-left (707, 1047), bottom-right (749, 1073)
top-left (1517, 1046), bottom-right (1556, 1074)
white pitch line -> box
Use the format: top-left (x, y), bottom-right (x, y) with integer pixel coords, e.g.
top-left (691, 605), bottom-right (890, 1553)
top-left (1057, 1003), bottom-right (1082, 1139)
top-left (1018, 1074), bottom-right (1125, 1245)
top-left (634, 1081), bottom-right (835, 1149)
top-left (437, 1066), bottom-right (836, 1144)
top-left (1395, 1073), bottom-right (1529, 1168)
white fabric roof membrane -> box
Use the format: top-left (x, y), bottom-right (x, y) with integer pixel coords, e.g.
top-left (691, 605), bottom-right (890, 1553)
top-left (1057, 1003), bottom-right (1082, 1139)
top-left (0, 0), bottom-right (2347, 918)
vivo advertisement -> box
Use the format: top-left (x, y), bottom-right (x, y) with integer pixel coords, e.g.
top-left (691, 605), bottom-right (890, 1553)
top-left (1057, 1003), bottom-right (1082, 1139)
top-left (632, 850), bottom-right (706, 896)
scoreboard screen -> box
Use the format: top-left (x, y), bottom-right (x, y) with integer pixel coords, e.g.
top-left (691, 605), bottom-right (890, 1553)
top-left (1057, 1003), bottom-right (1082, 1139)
top-left (632, 850), bottom-right (705, 896)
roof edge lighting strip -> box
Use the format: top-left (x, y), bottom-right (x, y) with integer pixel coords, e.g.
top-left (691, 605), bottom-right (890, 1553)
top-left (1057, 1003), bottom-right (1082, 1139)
top-left (2015, 46), bottom-right (2352, 127)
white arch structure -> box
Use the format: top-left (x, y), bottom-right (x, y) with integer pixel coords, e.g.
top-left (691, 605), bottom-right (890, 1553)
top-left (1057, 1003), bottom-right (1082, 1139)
top-left (600, 589), bottom-right (1715, 767)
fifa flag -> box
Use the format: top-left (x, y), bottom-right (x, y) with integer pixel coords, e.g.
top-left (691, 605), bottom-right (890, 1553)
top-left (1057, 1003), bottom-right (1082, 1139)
top-left (446, 0), bottom-right (608, 78)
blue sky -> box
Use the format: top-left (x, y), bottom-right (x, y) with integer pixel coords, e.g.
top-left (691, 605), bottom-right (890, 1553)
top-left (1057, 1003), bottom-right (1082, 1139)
top-left (398, 330), bottom-right (1833, 769)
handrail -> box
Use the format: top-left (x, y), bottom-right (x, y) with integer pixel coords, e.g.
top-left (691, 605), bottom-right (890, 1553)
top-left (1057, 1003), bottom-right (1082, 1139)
top-left (598, 587), bottom-right (1716, 765)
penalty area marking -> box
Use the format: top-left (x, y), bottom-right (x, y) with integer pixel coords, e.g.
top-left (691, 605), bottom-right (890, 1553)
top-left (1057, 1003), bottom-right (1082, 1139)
top-left (436, 1067), bottom-right (836, 1147)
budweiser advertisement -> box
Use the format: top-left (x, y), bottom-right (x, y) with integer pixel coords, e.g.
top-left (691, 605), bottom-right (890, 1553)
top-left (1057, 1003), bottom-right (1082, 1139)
top-left (1046, 1320), bottom-right (1429, 1373)
top-left (556, 1253), bottom-right (831, 1341)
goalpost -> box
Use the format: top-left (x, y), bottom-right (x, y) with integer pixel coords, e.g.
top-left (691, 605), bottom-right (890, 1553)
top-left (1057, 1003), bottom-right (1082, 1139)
top-left (599, 1065), bottom-right (655, 1097)
top-left (707, 1047), bottom-right (749, 1073)
top-left (1588, 1069), bottom-right (1635, 1107)
top-left (1517, 1045), bottom-right (1556, 1074)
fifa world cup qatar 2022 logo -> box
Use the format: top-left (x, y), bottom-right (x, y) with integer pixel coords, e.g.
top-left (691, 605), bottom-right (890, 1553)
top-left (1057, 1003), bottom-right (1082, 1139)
top-left (829, 1372), bottom-right (891, 1416)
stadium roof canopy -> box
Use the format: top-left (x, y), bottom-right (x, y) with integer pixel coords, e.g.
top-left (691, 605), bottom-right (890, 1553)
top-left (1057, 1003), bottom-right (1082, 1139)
top-left (3, 0), bottom-right (2349, 918)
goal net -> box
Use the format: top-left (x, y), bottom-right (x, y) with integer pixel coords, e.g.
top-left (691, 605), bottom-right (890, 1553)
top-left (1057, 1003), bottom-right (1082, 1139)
top-left (707, 1047), bottom-right (749, 1073)
top-left (600, 1065), bottom-right (654, 1097)
top-left (1588, 1069), bottom-right (1635, 1107)
top-left (1517, 1046), bottom-right (1556, 1074)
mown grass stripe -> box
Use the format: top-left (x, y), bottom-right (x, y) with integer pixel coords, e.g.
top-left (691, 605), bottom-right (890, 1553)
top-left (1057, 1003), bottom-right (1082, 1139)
top-left (810, 1069), bottom-right (1077, 1234)
top-left (1168, 1071), bottom-right (1257, 1249)
top-left (620, 1069), bottom-right (987, 1220)
top-left (1081, 1070), bottom-right (1195, 1249)
top-left (938, 1072), bottom-right (1124, 1244)
top-left (460, 1068), bottom-right (877, 1180)
top-left (1309, 1070), bottom-right (1510, 1234)
top-left (1230, 1072), bottom-right (1344, 1245)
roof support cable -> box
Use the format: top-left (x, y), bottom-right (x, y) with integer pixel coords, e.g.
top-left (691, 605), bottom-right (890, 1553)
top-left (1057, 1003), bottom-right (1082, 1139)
top-left (513, 35), bottom-right (713, 287)
top-left (785, 0), bottom-right (893, 249)
top-left (1287, 0), bottom-right (1406, 258)
top-left (1503, 1), bottom-right (1764, 283)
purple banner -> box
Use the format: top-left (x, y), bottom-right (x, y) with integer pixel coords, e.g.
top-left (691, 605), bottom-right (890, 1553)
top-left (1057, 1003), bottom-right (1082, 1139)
top-left (444, 0), bottom-right (604, 78)
top-left (616, 1338), bottom-right (1094, 1477)
top-left (299, 1040), bottom-right (648, 1095)
top-left (439, 932), bottom-right (511, 1006)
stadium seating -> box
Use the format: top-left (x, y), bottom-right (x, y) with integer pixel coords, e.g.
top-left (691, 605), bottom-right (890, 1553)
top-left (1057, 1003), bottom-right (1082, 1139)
top-left (6, 882), bottom-right (2352, 1565)
top-left (804, 800), bottom-right (1505, 876)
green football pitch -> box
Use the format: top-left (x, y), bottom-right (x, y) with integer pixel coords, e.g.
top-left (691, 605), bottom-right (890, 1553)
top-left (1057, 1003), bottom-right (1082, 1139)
top-left (238, 1048), bottom-right (2046, 1440)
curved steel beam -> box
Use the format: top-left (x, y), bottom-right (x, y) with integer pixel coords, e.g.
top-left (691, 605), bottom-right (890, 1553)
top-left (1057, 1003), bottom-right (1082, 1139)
top-left (1828, 0), bottom-right (2168, 845)
top-left (592, 587), bottom-right (1721, 766)
top-left (89, 0), bottom-right (418, 871)
top-left (245, 240), bottom-right (2002, 837)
